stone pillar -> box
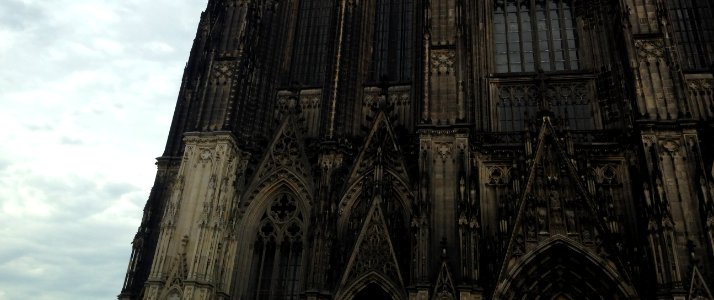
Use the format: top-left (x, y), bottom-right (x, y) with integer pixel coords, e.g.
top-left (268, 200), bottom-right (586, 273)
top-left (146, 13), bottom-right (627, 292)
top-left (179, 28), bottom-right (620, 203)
top-left (143, 132), bottom-right (248, 300)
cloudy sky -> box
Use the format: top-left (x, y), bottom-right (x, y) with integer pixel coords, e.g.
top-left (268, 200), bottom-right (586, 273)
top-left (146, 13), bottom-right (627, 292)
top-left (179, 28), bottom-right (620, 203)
top-left (0, 0), bottom-right (207, 299)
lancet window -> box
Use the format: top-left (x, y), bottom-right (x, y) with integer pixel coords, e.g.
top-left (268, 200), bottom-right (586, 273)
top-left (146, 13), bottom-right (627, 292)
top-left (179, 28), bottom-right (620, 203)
top-left (666, 0), bottom-right (714, 70)
top-left (493, 0), bottom-right (580, 73)
top-left (250, 193), bottom-right (304, 300)
top-left (290, 0), bottom-right (335, 86)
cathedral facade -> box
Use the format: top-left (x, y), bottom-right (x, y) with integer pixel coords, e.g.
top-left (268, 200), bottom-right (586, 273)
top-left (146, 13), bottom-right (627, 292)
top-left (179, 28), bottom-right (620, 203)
top-left (119, 0), bottom-right (714, 299)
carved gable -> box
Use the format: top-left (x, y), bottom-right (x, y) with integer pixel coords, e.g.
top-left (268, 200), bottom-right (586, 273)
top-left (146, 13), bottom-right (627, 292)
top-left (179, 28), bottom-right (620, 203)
top-left (689, 267), bottom-right (714, 300)
top-left (338, 195), bottom-right (404, 291)
top-left (516, 119), bottom-right (603, 248)
top-left (497, 117), bottom-right (625, 282)
top-left (243, 115), bottom-right (314, 209)
top-left (347, 112), bottom-right (410, 186)
top-left (254, 115), bottom-right (311, 181)
top-left (433, 261), bottom-right (456, 299)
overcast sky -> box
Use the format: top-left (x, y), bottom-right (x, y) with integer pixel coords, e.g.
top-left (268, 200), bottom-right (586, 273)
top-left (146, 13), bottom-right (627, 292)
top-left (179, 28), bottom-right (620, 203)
top-left (0, 1), bottom-right (207, 299)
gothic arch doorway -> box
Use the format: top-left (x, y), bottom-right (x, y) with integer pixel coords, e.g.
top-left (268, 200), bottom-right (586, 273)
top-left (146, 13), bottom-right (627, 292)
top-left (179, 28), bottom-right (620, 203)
top-left (551, 294), bottom-right (573, 300)
top-left (354, 283), bottom-right (393, 300)
top-left (336, 272), bottom-right (406, 300)
top-left (494, 239), bottom-right (637, 299)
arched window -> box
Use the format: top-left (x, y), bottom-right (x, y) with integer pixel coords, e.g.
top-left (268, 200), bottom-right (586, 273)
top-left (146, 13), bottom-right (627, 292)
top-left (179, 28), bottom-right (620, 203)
top-left (494, 0), bottom-right (580, 73)
top-left (250, 194), bottom-right (304, 300)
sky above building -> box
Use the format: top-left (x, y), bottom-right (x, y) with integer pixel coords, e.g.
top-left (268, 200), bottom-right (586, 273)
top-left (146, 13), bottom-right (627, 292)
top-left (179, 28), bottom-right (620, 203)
top-left (0, 1), bottom-right (207, 299)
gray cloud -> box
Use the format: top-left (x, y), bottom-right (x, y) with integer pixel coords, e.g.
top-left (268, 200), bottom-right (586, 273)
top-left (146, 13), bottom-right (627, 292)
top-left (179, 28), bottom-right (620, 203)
top-left (59, 136), bottom-right (84, 145)
top-left (25, 123), bottom-right (54, 132)
top-left (0, 0), bottom-right (208, 299)
top-left (0, 0), bottom-right (46, 30)
top-left (0, 169), bottom-right (145, 299)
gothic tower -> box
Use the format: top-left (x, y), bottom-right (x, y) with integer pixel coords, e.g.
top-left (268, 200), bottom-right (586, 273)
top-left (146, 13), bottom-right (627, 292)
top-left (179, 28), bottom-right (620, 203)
top-left (119, 0), bottom-right (714, 299)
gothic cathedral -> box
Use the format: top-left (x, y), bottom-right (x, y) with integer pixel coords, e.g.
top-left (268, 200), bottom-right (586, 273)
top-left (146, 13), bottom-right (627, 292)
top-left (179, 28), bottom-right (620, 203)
top-left (120, 0), bottom-right (714, 299)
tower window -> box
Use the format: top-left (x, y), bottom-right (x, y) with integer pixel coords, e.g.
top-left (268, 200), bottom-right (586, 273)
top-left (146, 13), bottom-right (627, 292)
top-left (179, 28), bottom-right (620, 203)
top-left (494, 0), bottom-right (580, 73)
top-left (666, 0), bottom-right (714, 70)
top-left (370, 0), bottom-right (414, 83)
top-left (290, 0), bottom-right (336, 86)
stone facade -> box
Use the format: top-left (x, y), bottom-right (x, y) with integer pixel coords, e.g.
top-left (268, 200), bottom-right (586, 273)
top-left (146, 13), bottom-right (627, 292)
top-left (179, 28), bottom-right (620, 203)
top-left (120, 0), bottom-right (714, 299)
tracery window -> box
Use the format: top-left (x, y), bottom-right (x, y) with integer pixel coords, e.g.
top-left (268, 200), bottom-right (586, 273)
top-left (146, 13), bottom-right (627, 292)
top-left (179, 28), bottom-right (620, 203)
top-left (250, 194), bottom-right (304, 300)
top-left (370, 0), bottom-right (414, 83)
top-left (493, 0), bottom-right (580, 73)
top-left (548, 83), bottom-right (594, 130)
top-left (495, 82), bottom-right (596, 131)
top-left (666, 0), bottom-right (714, 70)
top-left (496, 85), bottom-right (539, 131)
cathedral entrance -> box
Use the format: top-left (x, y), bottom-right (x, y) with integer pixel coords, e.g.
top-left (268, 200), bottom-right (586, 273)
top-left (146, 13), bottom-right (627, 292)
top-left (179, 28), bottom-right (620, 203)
top-left (494, 240), bottom-right (637, 299)
top-left (354, 283), bottom-right (394, 300)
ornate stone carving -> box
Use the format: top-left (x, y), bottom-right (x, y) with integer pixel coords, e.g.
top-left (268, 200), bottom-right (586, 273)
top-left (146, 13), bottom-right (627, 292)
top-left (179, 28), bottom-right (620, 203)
top-left (343, 198), bottom-right (402, 286)
top-left (487, 166), bottom-right (511, 185)
top-left (494, 80), bottom-right (595, 130)
top-left (660, 138), bottom-right (681, 154)
top-left (269, 194), bottom-right (298, 223)
top-left (641, 135), bottom-right (656, 147)
top-left (594, 164), bottom-right (620, 185)
top-left (435, 142), bottom-right (452, 161)
top-left (687, 78), bottom-right (713, 92)
top-left (389, 90), bottom-right (410, 107)
top-left (433, 261), bottom-right (456, 299)
top-left (431, 50), bottom-right (456, 74)
top-left (635, 40), bottom-right (665, 61)
top-left (199, 149), bottom-right (212, 162)
top-left (274, 90), bottom-right (294, 117)
top-left (211, 60), bottom-right (237, 83)
top-left (300, 93), bottom-right (320, 110)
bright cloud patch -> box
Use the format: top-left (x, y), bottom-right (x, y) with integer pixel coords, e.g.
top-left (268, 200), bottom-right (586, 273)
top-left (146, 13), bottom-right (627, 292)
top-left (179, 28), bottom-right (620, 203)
top-left (0, 0), bottom-right (207, 299)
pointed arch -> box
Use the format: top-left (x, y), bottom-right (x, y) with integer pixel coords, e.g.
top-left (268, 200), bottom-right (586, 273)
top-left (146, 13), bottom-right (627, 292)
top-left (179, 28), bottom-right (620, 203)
top-left (551, 294), bottom-right (573, 300)
top-left (336, 271), bottom-right (406, 300)
top-left (242, 114), bottom-right (314, 218)
top-left (493, 236), bottom-right (638, 299)
top-left (336, 195), bottom-right (406, 300)
top-left (242, 173), bottom-right (313, 231)
top-left (335, 173), bottom-right (413, 282)
top-left (337, 111), bottom-right (414, 241)
top-left (233, 178), bottom-right (311, 299)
